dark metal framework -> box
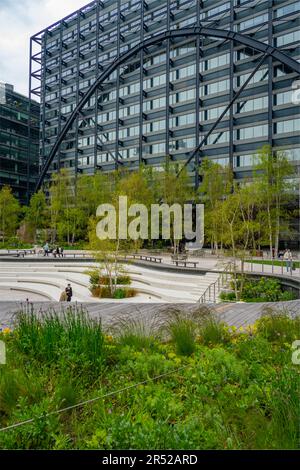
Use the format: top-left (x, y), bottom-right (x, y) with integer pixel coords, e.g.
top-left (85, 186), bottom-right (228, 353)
top-left (30, 0), bottom-right (300, 192)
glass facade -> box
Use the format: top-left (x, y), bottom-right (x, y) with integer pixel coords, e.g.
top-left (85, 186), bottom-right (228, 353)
top-left (30, 0), bottom-right (300, 183)
top-left (0, 83), bottom-right (39, 203)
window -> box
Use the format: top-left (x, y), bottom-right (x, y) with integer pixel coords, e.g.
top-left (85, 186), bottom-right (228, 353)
top-left (234, 154), bottom-right (254, 167)
top-left (275, 90), bottom-right (292, 106)
top-left (171, 65), bottom-right (196, 81)
top-left (202, 54), bottom-right (230, 71)
top-left (275, 1), bottom-right (300, 18)
top-left (275, 119), bottom-right (300, 134)
top-left (206, 80), bottom-right (230, 95)
top-left (152, 143), bottom-right (166, 154)
top-left (284, 148), bottom-right (300, 161)
top-left (170, 137), bottom-right (196, 150)
top-left (170, 88), bottom-right (196, 104)
top-left (237, 125), bottom-right (268, 140)
top-left (276, 30), bottom-right (300, 47)
top-left (238, 68), bottom-right (268, 86)
top-left (128, 126), bottom-right (139, 137)
top-left (207, 131), bottom-right (229, 145)
top-left (177, 113), bottom-right (196, 126)
top-left (200, 2), bottom-right (230, 20)
top-left (237, 96), bottom-right (268, 113)
top-left (237, 13), bottom-right (268, 31)
top-left (206, 106), bottom-right (229, 120)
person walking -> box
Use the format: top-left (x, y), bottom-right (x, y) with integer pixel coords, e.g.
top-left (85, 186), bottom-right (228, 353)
top-left (43, 242), bottom-right (49, 257)
top-left (284, 249), bottom-right (292, 273)
top-left (288, 250), bottom-right (293, 274)
top-left (65, 284), bottom-right (73, 302)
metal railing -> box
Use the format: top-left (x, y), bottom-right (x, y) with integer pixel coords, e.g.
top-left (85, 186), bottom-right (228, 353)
top-left (244, 257), bottom-right (300, 277)
top-left (198, 262), bottom-right (234, 304)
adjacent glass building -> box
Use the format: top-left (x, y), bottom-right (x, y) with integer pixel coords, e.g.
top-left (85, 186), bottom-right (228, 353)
top-left (0, 83), bottom-right (39, 203)
top-left (30, 0), bottom-right (300, 185)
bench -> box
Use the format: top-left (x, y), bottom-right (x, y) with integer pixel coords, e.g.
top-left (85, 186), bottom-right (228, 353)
top-left (172, 260), bottom-right (198, 268)
top-left (7, 249), bottom-right (35, 257)
top-left (125, 254), bottom-right (162, 263)
top-left (135, 254), bottom-right (162, 263)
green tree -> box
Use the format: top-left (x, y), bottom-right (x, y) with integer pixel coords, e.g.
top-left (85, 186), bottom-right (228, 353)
top-left (199, 159), bottom-right (233, 254)
top-left (156, 163), bottom-right (195, 254)
top-left (25, 190), bottom-right (48, 242)
top-left (254, 145), bottom-right (294, 257)
top-left (48, 170), bottom-right (86, 244)
top-left (0, 186), bottom-right (21, 242)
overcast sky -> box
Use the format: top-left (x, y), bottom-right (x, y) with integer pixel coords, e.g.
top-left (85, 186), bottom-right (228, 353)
top-left (0, 0), bottom-right (86, 96)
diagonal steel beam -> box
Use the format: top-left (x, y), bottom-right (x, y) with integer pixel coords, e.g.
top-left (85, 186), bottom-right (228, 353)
top-left (178, 52), bottom-right (269, 177)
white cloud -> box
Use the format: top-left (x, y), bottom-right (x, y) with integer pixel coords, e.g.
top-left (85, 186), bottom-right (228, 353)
top-left (0, 0), bottom-right (87, 96)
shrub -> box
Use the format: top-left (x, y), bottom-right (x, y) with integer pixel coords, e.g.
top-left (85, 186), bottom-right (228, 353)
top-left (92, 286), bottom-right (136, 298)
top-left (241, 277), bottom-right (296, 302)
top-left (255, 309), bottom-right (300, 344)
top-left (198, 317), bottom-right (231, 346)
top-left (114, 288), bottom-right (126, 299)
top-left (219, 291), bottom-right (236, 301)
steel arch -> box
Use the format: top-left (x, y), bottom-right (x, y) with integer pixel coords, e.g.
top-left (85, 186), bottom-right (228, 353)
top-left (36, 26), bottom-right (300, 190)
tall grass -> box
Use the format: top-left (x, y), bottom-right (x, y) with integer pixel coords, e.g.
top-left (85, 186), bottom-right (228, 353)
top-left (13, 307), bottom-right (105, 375)
top-left (164, 308), bottom-right (197, 356)
top-left (165, 306), bottom-right (230, 353)
top-left (111, 313), bottom-right (159, 350)
top-left (256, 307), bottom-right (300, 343)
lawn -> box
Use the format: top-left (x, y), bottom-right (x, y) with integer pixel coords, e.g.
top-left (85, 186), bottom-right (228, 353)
top-left (0, 307), bottom-right (299, 450)
top-left (245, 259), bottom-right (300, 269)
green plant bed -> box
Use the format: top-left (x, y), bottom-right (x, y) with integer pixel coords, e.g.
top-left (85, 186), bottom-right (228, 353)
top-left (91, 286), bottom-right (136, 299)
top-left (0, 307), bottom-right (299, 449)
top-left (0, 242), bottom-right (33, 250)
top-left (245, 259), bottom-right (300, 269)
top-left (220, 277), bottom-right (296, 303)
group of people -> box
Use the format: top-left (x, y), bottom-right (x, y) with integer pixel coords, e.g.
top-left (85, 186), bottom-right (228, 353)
top-left (43, 243), bottom-right (64, 258)
top-left (283, 248), bottom-right (294, 273)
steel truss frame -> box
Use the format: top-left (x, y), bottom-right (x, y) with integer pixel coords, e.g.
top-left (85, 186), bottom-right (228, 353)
top-left (34, 25), bottom-right (300, 191)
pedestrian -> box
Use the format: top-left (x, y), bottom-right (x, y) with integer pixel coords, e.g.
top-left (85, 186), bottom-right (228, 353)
top-left (65, 283), bottom-right (73, 302)
top-left (288, 250), bottom-right (293, 274)
top-left (284, 249), bottom-right (292, 273)
top-left (60, 247), bottom-right (64, 258)
top-left (43, 242), bottom-right (49, 257)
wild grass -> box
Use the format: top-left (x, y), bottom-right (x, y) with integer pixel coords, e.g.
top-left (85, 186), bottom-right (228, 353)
top-left (13, 307), bottom-right (105, 375)
top-left (256, 306), bottom-right (300, 343)
top-left (110, 312), bottom-right (160, 350)
top-left (0, 306), bottom-right (298, 450)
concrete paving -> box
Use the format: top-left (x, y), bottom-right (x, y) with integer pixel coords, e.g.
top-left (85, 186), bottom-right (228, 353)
top-left (0, 261), bottom-right (220, 303)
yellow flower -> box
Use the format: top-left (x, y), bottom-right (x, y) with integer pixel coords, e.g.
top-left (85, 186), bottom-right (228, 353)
top-left (2, 327), bottom-right (11, 335)
top-left (105, 335), bottom-right (113, 342)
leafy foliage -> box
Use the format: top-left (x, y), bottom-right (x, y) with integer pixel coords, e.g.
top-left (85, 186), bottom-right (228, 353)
top-left (0, 307), bottom-right (298, 449)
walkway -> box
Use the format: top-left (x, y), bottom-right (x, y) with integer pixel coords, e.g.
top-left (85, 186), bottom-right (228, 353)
top-left (0, 300), bottom-right (299, 330)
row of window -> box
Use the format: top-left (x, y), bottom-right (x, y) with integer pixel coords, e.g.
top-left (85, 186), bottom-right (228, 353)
top-left (79, 146), bottom-right (300, 166)
top-left (47, 119), bottom-right (299, 153)
top-left (46, 88), bottom-right (294, 126)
